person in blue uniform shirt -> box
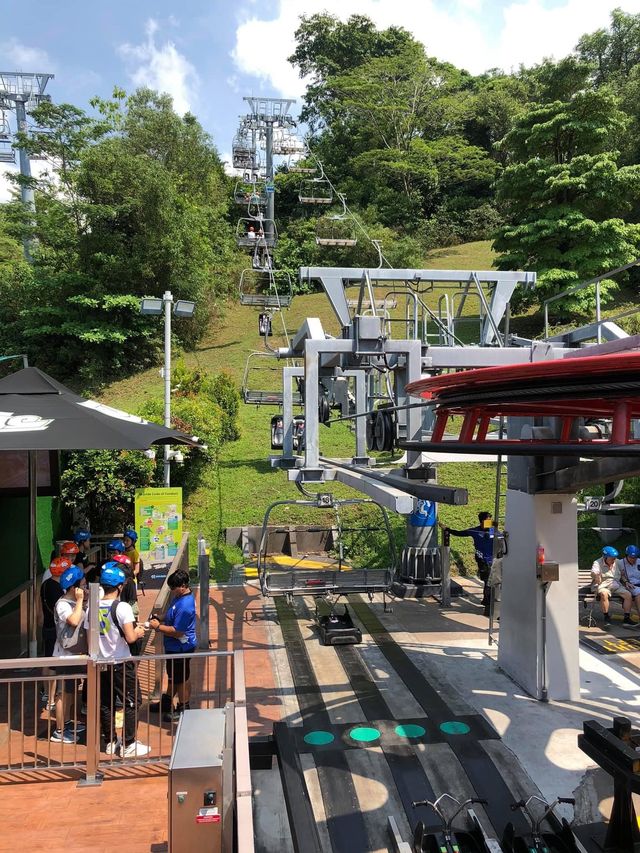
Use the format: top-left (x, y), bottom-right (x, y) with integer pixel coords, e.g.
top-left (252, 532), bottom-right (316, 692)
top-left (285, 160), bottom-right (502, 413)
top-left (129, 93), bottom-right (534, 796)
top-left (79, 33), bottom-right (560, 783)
top-left (149, 569), bottom-right (197, 722)
top-left (440, 511), bottom-right (504, 615)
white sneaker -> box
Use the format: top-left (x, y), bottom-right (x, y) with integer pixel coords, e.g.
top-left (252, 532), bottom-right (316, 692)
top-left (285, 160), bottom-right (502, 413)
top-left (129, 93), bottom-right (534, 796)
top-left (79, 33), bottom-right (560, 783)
top-left (105, 738), bottom-right (122, 755)
top-left (122, 740), bottom-right (151, 758)
top-left (50, 729), bottom-right (75, 744)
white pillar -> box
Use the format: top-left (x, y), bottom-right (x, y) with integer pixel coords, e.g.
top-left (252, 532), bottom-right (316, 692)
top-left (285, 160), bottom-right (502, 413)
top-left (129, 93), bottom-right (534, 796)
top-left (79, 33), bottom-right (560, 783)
top-left (498, 490), bottom-right (580, 701)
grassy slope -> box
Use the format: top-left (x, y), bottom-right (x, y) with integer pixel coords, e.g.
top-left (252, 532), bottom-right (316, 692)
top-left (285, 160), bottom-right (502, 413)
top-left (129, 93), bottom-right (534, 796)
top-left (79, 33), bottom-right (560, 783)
top-left (103, 240), bottom-right (503, 579)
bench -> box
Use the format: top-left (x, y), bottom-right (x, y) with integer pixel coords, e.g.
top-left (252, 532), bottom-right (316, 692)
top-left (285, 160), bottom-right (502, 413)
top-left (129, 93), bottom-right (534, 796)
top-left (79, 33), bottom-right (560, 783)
top-left (578, 568), bottom-right (632, 626)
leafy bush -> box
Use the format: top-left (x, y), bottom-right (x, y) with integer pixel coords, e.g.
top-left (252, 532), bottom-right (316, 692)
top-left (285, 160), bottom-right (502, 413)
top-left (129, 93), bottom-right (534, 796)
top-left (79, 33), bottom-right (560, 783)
top-left (60, 449), bottom-right (155, 533)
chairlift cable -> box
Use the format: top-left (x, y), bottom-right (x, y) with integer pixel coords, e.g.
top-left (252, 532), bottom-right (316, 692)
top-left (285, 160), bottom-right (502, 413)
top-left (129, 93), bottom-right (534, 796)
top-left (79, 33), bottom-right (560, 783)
top-left (303, 140), bottom-right (392, 268)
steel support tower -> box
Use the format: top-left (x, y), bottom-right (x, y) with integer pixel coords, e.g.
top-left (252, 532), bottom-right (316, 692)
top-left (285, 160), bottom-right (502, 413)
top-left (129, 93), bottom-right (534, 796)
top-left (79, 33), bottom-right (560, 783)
top-left (0, 71), bottom-right (54, 260)
top-left (240, 97), bottom-right (296, 242)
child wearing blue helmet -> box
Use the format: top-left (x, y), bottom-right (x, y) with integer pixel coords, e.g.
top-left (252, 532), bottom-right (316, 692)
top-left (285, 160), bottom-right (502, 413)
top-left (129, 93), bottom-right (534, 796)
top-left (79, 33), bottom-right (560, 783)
top-left (123, 528), bottom-right (141, 582)
top-left (93, 562), bottom-right (149, 758)
top-left (591, 545), bottom-right (632, 626)
top-left (52, 565), bottom-right (87, 743)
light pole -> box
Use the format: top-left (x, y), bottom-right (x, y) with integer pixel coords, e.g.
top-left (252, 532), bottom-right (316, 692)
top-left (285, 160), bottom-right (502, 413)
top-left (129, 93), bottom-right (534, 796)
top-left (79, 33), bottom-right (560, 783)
top-left (140, 290), bottom-right (196, 486)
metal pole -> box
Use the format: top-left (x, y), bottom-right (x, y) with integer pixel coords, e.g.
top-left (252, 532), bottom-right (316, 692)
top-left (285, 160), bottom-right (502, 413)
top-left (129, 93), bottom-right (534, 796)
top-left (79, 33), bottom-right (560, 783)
top-left (265, 120), bottom-right (274, 242)
top-left (163, 289), bottom-right (173, 487)
top-left (27, 450), bottom-right (38, 657)
top-left (198, 534), bottom-right (210, 649)
top-left (14, 98), bottom-right (34, 262)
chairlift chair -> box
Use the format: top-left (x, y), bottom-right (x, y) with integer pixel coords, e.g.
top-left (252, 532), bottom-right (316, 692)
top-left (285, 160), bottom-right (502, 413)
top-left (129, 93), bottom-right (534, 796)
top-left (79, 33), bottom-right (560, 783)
top-left (288, 155), bottom-right (316, 175)
top-left (315, 196), bottom-right (357, 247)
top-left (236, 218), bottom-right (278, 249)
top-left (238, 269), bottom-right (292, 308)
top-left (232, 132), bottom-right (257, 170)
top-left (0, 113), bottom-right (14, 164)
top-left (257, 497), bottom-right (395, 598)
top-left (0, 136), bottom-right (15, 164)
top-left (242, 351), bottom-right (302, 406)
top-left (298, 177), bottom-right (333, 204)
top-left (234, 179), bottom-right (268, 206)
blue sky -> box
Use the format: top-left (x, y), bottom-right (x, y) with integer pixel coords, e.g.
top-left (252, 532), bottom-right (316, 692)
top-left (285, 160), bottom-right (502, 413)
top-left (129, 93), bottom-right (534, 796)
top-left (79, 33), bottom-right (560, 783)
top-left (2, 0), bottom-right (640, 186)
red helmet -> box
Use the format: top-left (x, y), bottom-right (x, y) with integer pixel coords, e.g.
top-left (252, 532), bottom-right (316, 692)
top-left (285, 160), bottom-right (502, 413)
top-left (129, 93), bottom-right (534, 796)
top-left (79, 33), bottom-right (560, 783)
top-left (49, 556), bottom-right (73, 577)
top-left (60, 541), bottom-right (80, 556)
top-left (112, 554), bottom-right (132, 568)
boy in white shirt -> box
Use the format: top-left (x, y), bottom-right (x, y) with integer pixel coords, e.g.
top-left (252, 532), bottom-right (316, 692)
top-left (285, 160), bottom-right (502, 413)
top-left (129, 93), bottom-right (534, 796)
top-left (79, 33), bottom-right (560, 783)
top-left (93, 562), bottom-right (149, 758)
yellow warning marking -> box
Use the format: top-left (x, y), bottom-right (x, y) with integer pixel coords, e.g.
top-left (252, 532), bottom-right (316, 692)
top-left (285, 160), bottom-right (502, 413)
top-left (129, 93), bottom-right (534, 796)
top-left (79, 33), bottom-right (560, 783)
top-left (246, 554), bottom-right (352, 571)
top-left (244, 567), bottom-right (258, 578)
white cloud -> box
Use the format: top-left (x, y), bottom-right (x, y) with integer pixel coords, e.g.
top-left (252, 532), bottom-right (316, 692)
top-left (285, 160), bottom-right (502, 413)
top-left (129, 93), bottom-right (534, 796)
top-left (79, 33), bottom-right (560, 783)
top-left (232, 0), bottom-right (640, 96)
top-left (0, 159), bottom-right (51, 203)
top-left (118, 19), bottom-right (199, 115)
top-left (0, 38), bottom-right (53, 70)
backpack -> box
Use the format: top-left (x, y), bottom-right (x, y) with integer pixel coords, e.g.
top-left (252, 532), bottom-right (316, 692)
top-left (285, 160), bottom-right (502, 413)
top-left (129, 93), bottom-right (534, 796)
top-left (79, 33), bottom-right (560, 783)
top-left (55, 600), bottom-right (88, 655)
top-left (110, 599), bottom-right (144, 656)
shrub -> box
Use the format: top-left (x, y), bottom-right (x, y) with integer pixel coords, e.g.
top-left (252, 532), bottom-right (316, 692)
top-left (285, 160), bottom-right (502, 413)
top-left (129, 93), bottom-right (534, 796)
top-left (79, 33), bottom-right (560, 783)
top-left (60, 449), bottom-right (155, 533)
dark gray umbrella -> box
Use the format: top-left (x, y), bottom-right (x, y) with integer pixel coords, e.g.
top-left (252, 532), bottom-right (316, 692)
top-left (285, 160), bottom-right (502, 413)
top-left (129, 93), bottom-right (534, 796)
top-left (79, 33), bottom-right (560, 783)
top-left (0, 367), bottom-right (202, 450)
top-left (0, 367), bottom-right (204, 655)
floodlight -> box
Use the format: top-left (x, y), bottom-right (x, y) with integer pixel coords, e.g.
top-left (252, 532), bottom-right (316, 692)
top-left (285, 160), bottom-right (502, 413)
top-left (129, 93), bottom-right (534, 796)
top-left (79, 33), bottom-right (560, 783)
top-left (174, 300), bottom-right (196, 318)
top-left (140, 297), bottom-right (163, 315)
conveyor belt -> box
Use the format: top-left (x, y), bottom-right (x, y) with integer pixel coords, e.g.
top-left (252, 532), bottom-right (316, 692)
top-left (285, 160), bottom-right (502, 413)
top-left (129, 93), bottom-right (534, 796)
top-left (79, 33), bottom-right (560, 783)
top-left (274, 597), bottom-right (369, 853)
top-left (350, 598), bottom-right (530, 838)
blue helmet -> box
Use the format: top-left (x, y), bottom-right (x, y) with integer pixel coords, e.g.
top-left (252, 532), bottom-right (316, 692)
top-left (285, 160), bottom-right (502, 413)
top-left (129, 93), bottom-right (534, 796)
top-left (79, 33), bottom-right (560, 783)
top-left (626, 545), bottom-right (640, 558)
top-left (107, 539), bottom-right (125, 553)
top-left (59, 565), bottom-right (85, 592)
top-left (602, 546), bottom-right (619, 558)
top-left (74, 529), bottom-right (91, 544)
top-left (100, 562), bottom-right (126, 587)
top-left (123, 528), bottom-right (138, 544)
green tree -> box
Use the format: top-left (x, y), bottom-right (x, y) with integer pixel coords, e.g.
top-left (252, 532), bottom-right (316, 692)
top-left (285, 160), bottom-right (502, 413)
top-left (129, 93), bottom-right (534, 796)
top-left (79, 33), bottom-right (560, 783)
top-left (577, 8), bottom-right (640, 85)
top-left (288, 13), bottom-right (414, 127)
top-left (494, 88), bottom-right (640, 314)
top-left (0, 89), bottom-right (240, 387)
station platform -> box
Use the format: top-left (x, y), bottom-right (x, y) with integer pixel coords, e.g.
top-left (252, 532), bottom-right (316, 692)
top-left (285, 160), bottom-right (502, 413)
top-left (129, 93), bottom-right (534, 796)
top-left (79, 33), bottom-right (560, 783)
top-left (2, 578), bottom-right (639, 852)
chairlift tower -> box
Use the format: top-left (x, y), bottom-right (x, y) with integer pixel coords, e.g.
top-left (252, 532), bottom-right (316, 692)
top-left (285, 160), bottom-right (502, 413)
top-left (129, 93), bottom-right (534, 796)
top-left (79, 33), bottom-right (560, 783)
top-left (0, 71), bottom-right (54, 259)
top-left (241, 97), bottom-right (296, 243)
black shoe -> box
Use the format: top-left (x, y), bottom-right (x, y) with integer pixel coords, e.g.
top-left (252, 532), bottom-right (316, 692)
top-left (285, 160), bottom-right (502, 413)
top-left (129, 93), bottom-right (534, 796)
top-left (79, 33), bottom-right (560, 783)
top-left (604, 614), bottom-right (611, 625)
top-left (163, 702), bottom-right (190, 723)
top-left (149, 694), bottom-right (172, 713)
top-left (624, 614), bottom-right (632, 624)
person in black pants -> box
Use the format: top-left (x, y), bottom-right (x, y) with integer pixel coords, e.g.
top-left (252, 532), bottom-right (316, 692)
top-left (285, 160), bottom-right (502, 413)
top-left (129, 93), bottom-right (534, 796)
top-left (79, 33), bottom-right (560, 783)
top-left (440, 511), bottom-right (504, 616)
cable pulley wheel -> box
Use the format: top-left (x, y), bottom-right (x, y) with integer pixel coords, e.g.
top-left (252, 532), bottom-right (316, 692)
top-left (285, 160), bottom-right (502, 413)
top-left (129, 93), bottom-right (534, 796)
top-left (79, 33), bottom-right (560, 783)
top-left (374, 409), bottom-right (395, 452)
top-left (318, 395), bottom-right (331, 425)
top-left (366, 413), bottom-right (376, 452)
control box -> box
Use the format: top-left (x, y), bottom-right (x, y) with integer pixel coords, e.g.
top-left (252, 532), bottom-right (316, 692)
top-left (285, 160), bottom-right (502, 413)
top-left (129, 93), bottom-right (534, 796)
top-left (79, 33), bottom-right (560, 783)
top-left (536, 561), bottom-right (560, 583)
top-left (168, 707), bottom-right (233, 852)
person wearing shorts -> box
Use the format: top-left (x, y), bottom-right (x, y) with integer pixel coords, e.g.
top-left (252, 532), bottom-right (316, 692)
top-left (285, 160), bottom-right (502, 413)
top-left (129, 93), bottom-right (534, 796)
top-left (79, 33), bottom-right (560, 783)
top-left (591, 545), bottom-right (632, 626)
top-left (149, 569), bottom-right (196, 722)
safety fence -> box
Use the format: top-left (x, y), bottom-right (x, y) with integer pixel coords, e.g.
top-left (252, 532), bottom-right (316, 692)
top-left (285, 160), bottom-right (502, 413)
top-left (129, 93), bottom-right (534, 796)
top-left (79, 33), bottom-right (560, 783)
top-left (0, 648), bottom-right (242, 779)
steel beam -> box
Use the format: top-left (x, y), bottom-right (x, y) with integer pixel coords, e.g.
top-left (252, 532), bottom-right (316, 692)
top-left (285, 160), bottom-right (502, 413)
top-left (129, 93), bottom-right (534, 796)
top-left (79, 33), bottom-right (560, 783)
top-left (321, 458), bottom-right (467, 508)
top-left (537, 457), bottom-right (640, 493)
top-left (423, 344), bottom-right (565, 369)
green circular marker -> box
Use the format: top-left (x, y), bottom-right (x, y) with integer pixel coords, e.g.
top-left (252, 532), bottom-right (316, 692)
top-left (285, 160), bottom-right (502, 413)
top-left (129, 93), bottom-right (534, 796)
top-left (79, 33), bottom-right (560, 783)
top-left (395, 723), bottom-right (426, 739)
top-left (304, 730), bottom-right (335, 746)
top-left (350, 726), bottom-right (381, 743)
top-left (440, 721), bottom-right (471, 735)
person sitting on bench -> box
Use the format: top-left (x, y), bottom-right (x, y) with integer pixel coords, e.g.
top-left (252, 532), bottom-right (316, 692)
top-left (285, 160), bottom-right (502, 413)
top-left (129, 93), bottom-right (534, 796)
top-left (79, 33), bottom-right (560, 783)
top-left (619, 545), bottom-right (640, 628)
top-left (591, 546), bottom-right (632, 626)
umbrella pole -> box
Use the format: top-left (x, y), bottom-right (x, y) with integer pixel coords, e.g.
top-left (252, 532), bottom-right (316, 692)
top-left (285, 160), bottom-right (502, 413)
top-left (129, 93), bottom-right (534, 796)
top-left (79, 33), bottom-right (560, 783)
top-left (28, 450), bottom-right (38, 657)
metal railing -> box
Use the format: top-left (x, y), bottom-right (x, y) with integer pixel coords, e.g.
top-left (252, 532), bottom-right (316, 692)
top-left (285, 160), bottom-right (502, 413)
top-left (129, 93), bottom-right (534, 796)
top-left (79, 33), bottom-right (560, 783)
top-left (0, 649), bottom-right (240, 779)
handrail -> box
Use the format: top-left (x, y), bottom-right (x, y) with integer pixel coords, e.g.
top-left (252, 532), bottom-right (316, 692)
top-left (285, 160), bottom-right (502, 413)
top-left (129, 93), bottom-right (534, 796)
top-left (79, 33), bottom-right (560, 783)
top-left (0, 578), bottom-right (31, 611)
top-left (543, 257), bottom-right (640, 340)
